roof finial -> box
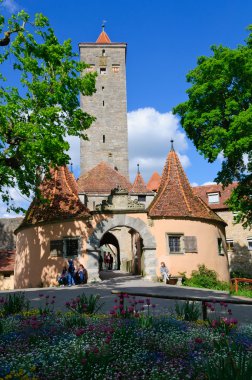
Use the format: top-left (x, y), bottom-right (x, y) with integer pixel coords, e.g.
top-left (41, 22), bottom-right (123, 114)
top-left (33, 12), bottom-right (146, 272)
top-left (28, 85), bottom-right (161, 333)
top-left (102, 20), bottom-right (106, 32)
top-left (170, 139), bottom-right (174, 151)
top-left (137, 163), bottom-right (140, 174)
top-left (70, 162), bottom-right (73, 173)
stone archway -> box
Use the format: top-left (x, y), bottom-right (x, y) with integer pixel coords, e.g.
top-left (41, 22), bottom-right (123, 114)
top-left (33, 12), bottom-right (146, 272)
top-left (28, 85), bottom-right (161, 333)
top-left (86, 215), bottom-right (156, 281)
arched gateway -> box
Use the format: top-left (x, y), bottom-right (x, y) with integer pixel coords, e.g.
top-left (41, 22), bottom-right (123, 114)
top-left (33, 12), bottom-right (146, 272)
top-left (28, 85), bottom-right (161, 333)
top-left (86, 214), bottom-right (157, 281)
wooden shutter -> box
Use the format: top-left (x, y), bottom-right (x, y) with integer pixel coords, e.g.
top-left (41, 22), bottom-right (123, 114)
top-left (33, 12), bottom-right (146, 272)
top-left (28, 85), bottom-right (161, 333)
top-left (184, 236), bottom-right (198, 253)
top-left (50, 240), bottom-right (63, 257)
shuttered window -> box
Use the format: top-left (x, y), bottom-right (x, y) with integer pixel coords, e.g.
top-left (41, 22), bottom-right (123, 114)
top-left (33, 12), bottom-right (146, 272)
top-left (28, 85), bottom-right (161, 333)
top-left (184, 236), bottom-right (198, 253)
top-left (64, 238), bottom-right (80, 257)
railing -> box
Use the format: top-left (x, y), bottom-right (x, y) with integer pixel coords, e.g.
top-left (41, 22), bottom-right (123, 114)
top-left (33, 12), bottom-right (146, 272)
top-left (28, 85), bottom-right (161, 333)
top-left (230, 278), bottom-right (252, 293)
top-left (111, 290), bottom-right (252, 320)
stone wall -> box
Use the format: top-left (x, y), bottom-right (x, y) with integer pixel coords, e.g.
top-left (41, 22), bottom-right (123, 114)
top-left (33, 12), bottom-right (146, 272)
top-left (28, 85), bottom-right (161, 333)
top-left (0, 274), bottom-right (14, 290)
top-left (0, 217), bottom-right (23, 249)
top-left (217, 210), bottom-right (252, 276)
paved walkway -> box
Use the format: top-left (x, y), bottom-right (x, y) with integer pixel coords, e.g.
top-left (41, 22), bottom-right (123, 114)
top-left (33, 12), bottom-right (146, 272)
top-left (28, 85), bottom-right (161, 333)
top-left (1, 271), bottom-right (252, 324)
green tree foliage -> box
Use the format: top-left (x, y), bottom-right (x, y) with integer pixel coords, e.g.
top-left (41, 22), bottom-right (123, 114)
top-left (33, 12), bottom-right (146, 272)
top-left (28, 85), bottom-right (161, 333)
top-left (173, 27), bottom-right (252, 228)
top-left (0, 10), bottom-right (96, 211)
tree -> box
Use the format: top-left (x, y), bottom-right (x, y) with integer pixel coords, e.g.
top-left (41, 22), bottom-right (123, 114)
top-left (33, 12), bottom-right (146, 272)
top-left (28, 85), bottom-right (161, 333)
top-left (0, 10), bottom-right (96, 212)
top-left (173, 27), bottom-right (252, 228)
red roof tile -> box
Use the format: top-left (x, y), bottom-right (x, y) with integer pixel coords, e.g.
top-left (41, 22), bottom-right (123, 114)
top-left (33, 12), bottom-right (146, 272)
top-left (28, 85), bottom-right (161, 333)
top-left (147, 172), bottom-right (161, 192)
top-left (20, 166), bottom-right (90, 227)
top-left (0, 250), bottom-right (15, 272)
top-left (193, 183), bottom-right (238, 210)
top-left (130, 173), bottom-right (149, 194)
top-left (96, 31), bottom-right (111, 44)
top-left (78, 162), bottom-right (132, 193)
top-left (148, 148), bottom-right (225, 225)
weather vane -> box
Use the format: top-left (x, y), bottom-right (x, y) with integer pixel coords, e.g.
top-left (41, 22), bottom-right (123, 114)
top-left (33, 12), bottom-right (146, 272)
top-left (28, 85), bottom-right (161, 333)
top-left (102, 20), bottom-right (107, 31)
top-left (137, 163), bottom-right (140, 174)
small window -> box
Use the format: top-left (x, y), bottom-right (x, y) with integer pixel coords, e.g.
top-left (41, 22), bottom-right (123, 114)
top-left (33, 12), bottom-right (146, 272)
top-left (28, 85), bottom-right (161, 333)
top-left (138, 195), bottom-right (146, 202)
top-left (184, 236), bottom-right (198, 253)
top-left (50, 240), bottom-right (63, 257)
top-left (103, 100), bottom-right (105, 106)
top-left (102, 49), bottom-right (106, 56)
top-left (226, 239), bottom-right (234, 251)
top-left (168, 234), bottom-right (183, 254)
top-left (208, 193), bottom-right (220, 204)
top-left (102, 86), bottom-right (105, 91)
top-left (218, 238), bottom-right (224, 255)
top-left (63, 237), bottom-right (80, 257)
top-left (100, 67), bottom-right (107, 75)
top-left (86, 64), bottom-right (95, 73)
top-left (112, 65), bottom-right (120, 73)
top-left (247, 238), bottom-right (252, 251)
top-left (103, 135), bottom-right (105, 143)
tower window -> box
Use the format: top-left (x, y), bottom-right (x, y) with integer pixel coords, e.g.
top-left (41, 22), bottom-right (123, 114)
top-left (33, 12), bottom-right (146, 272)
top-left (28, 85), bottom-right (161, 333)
top-left (102, 86), bottom-right (104, 91)
top-left (100, 67), bottom-right (107, 75)
top-left (103, 135), bottom-right (105, 143)
top-left (112, 65), bottom-right (120, 73)
top-left (102, 49), bottom-right (106, 56)
top-left (103, 100), bottom-right (105, 106)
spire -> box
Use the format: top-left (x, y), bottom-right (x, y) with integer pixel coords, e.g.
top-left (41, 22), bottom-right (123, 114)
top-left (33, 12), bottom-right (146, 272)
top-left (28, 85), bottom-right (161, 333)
top-left (148, 148), bottom-right (225, 224)
top-left (147, 171), bottom-right (161, 192)
top-left (21, 166), bottom-right (90, 226)
top-left (131, 167), bottom-right (149, 194)
top-left (170, 139), bottom-right (174, 151)
top-left (96, 22), bottom-right (111, 44)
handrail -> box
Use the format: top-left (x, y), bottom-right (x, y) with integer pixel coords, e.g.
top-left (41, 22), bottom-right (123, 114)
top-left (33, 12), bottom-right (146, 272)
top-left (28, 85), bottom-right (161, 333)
top-left (230, 278), bottom-right (252, 293)
top-left (111, 289), bottom-right (252, 320)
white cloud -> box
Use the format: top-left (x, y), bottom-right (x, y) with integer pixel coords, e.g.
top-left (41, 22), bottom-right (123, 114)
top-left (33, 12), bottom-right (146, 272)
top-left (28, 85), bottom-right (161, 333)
top-left (1, 0), bottom-right (19, 13)
top-left (191, 182), bottom-right (199, 187)
top-left (128, 107), bottom-right (189, 182)
top-left (201, 181), bottom-right (217, 186)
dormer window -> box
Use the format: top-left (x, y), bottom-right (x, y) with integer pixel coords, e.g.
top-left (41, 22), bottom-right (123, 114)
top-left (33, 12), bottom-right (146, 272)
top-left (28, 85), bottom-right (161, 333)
top-left (208, 192), bottom-right (220, 204)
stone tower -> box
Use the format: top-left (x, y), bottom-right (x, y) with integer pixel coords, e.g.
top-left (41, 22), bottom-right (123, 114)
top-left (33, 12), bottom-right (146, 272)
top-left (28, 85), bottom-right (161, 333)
top-left (79, 27), bottom-right (129, 178)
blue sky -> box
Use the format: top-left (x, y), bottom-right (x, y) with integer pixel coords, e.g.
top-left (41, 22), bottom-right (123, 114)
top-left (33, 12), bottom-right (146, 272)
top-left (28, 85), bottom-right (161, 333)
top-left (0, 0), bottom-right (251, 215)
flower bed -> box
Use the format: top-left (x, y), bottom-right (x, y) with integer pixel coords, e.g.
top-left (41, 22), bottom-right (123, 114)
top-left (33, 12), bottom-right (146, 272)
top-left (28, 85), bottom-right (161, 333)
top-left (0, 293), bottom-right (252, 379)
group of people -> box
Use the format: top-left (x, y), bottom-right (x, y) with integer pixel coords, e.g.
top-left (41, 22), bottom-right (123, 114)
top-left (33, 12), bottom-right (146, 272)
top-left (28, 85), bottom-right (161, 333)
top-left (58, 259), bottom-right (87, 286)
top-left (99, 252), bottom-right (114, 271)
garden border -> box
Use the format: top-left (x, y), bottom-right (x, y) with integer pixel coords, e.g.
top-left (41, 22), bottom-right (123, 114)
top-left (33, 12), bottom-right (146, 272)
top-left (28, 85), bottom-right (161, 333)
top-left (111, 290), bottom-right (252, 320)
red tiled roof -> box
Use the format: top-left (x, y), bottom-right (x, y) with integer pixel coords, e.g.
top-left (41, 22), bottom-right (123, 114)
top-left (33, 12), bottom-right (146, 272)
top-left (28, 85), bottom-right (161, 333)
top-left (147, 172), bottom-right (161, 192)
top-left (20, 166), bottom-right (90, 227)
top-left (193, 183), bottom-right (238, 210)
top-left (78, 162), bottom-right (132, 193)
top-left (130, 173), bottom-right (149, 194)
top-left (96, 31), bottom-right (111, 44)
top-left (0, 250), bottom-right (15, 272)
top-left (148, 148), bottom-right (225, 225)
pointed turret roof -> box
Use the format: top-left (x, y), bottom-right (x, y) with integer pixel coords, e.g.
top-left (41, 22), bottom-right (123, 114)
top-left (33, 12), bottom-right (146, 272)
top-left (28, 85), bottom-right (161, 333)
top-left (78, 162), bottom-right (132, 193)
top-left (147, 171), bottom-right (161, 192)
top-left (148, 144), bottom-right (225, 224)
top-left (96, 25), bottom-right (111, 44)
top-left (19, 166), bottom-right (90, 228)
top-left (130, 172), bottom-right (149, 194)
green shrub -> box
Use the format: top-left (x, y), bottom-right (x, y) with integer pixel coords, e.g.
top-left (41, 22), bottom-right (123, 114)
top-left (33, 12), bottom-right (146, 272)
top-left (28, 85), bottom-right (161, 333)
top-left (173, 300), bottom-right (201, 321)
top-left (66, 293), bottom-right (104, 315)
top-left (0, 292), bottom-right (30, 316)
top-left (230, 270), bottom-right (252, 279)
top-left (184, 264), bottom-right (229, 290)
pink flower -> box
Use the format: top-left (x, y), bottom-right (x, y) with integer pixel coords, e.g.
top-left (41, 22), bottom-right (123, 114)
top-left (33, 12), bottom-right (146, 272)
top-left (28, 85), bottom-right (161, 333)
top-left (195, 337), bottom-right (203, 344)
top-left (121, 310), bottom-right (126, 315)
top-left (110, 310), bottom-right (116, 315)
top-left (105, 335), bottom-right (112, 344)
top-left (146, 299), bottom-right (151, 306)
top-left (75, 328), bottom-right (85, 337)
top-left (230, 318), bottom-right (238, 325)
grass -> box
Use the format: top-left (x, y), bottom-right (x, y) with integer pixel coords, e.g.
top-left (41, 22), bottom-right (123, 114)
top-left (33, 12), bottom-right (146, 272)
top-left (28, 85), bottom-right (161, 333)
top-left (0, 292), bottom-right (252, 379)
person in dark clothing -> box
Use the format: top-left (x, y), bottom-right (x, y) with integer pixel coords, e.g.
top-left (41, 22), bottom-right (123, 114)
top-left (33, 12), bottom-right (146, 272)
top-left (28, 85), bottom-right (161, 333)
top-left (98, 254), bottom-right (103, 271)
top-left (67, 259), bottom-right (75, 286)
top-left (58, 265), bottom-right (68, 286)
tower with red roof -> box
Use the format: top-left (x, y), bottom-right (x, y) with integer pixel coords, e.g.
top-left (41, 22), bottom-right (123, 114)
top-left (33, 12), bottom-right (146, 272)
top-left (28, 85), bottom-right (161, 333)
top-left (79, 25), bottom-right (129, 178)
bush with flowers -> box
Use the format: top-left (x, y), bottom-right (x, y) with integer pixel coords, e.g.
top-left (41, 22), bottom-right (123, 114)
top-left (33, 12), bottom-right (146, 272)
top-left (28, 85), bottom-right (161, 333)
top-left (0, 293), bottom-right (252, 379)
